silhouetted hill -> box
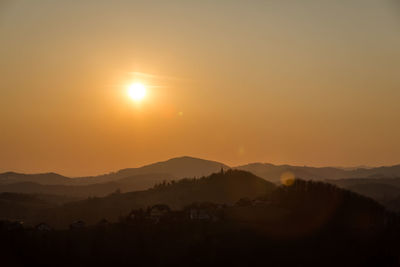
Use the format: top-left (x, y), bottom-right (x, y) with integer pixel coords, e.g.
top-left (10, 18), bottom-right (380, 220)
top-left (325, 177), bottom-right (400, 211)
top-left (237, 163), bottom-right (400, 183)
top-left (0, 157), bottom-right (229, 198)
top-left (0, 182), bottom-right (123, 198)
top-left (0, 173), bottom-right (176, 198)
top-left (36, 169), bottom-right (275, 228)
top-left (0, 172), bottom-right (72, 185)
top-left (386, 196), bottom-right (400, 212)
top-left (113, 173), bottom-right (175, 189)
top-left (2, 179), bottom-right (398, 267)
top-left (3, 157), bottom-right (400, 197)
top-left (75, 156), bottom-right (229, 185)
top-left (262, 179), bottom-right (387, 230)
top-left (348, 183), bottom-right (400, 201)
top-left (0, 157), bottom-right (228, 189)
top-left (327, 177), bottom-right (400, 188)
top-left (0, 192), bottom-right (76, 222)
top-left (223, 179), bottom-right (391, 239)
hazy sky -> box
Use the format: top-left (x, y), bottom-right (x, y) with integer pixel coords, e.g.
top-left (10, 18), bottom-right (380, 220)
top-left (1, 0), bottom-right (400, 176)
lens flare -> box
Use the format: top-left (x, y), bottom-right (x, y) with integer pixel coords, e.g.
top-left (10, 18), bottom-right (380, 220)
top-left (280, 171), bottom-right (295, 186)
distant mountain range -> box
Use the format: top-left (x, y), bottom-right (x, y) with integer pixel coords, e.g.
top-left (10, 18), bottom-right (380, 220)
top-left (0, 156), bottom-right (228, 186)
top-left (0, 172), bottom-right (72, 185)
top-left (1, 156), bottom-right (400, 200)
top-left (2, 156), bottom-right (400, 185)
top-left (236, 162), bottom-right (400, 183)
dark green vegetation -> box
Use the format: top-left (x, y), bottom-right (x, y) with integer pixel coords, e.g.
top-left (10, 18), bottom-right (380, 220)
top-left (1, 179), bottom-right (400, 267)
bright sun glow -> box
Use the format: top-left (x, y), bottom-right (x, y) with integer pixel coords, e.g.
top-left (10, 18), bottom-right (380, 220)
top-left (128, 83), bottom-right (146, 102)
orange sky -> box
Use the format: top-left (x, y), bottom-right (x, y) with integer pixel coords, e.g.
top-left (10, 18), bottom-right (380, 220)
top-left (1, 0), bottom-right (400, 176)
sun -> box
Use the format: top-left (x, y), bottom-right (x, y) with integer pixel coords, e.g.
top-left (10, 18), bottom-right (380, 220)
top-left (127, 83), bottom-right (146, 102)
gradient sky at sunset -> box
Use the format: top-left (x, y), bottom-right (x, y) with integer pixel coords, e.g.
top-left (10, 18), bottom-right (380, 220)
top-left (1, 0), bottom-right (400, 176)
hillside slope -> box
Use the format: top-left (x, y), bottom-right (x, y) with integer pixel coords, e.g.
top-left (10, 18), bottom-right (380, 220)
top-left (0, 173), bottom-right (175, 198)
top-left (37, 169), bottom-right (275, 228)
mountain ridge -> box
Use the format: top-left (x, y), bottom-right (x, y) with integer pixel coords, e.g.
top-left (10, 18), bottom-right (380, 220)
top-left (2, 156), bottom-right (400, 188)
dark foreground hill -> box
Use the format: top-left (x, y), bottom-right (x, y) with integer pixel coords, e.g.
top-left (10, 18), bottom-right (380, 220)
top-left (326, 177), bottom-right (400, 211)
top-left (1, 179), bottom-right (400, 267)
top-left (4, 170), bottom-right (275, 228)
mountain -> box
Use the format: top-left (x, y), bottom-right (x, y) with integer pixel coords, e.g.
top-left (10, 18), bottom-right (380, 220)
top-left (2, 157), bottom-right (400, 196)
top-left (75, 156), bottom-right (229, 185)
top-left (0, 157), bottom-right (229, 188)
top-left (325, 177), bottom-right (400, 210)
top-left (326, 177), bottom-right (400, 188)
top-left (255, 179), bottom-right (387, 234)
top-left (0, 182), bottom-right (124, 198)
top-left (0, 172), bottom-right (72, 185)
top-left (347, 183), bottom-right (400, 201)
top-left (336, 165), bottom-right (374, 171)
top-left (385, 195), bottom-right (400, 212)
top-left (34, 169), bottom-right (275, 228)
top-left (236, 163), bottom-right (400, 183)
top-left (0, 173), bottom-right (175, 198)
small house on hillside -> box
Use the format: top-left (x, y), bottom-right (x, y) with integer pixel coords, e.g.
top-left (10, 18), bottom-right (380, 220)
top-left (164, 210), bottom-right (186, 222)
top-left (127, 209), bottom-right (147, 222)
top-left (190, 209), bottom-right (211, 220)
top-left (35, 223), bottom-right (52, 232)
top-left (186, 203), bottom-right (223, 221)
top-left (148, 204), bottom-right (171, 223)
top-left (69, 220), bottom-right (86, 229)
